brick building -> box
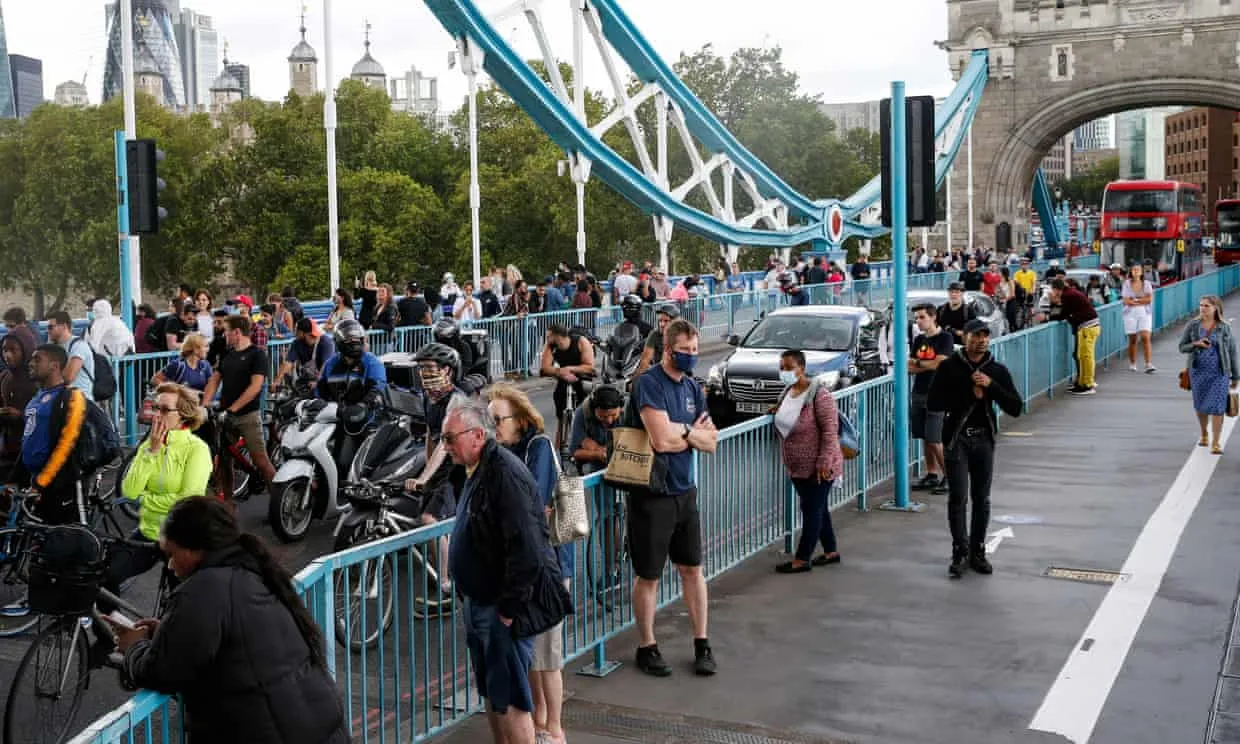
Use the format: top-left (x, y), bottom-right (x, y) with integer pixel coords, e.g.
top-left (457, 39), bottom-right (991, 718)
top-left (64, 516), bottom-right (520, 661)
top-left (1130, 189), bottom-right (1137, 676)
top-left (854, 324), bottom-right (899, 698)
top-left (1164, 107), bottom-right (1235, 217)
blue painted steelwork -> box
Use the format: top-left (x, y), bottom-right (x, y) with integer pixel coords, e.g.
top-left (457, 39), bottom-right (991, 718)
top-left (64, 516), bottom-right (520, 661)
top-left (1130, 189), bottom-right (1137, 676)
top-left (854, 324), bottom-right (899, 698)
top-left (1032, 167), bottom-right (1064, 252)
top-left (889, 82), bottom-right (912, 509)
top-left (73, 264), bottom-right (1240, 744)
top-left (115, 131), bottom-right (138, 444)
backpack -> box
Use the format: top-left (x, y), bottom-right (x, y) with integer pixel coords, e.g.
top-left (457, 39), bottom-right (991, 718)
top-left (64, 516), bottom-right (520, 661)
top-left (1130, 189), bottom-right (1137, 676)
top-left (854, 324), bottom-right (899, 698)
top-left (145, 314), bottom-right (171, 351)
top-left (76, 397), bottom-right (122, 476)
top-left (71, 338), bottom-right (117, 403)
top-left (776, 378), bottom-right (859, 460)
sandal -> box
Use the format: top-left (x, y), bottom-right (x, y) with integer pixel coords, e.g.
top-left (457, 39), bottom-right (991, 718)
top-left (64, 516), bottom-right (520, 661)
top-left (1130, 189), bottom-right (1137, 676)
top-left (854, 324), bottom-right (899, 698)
top-left (1212, 444), bottom-right (1223, 455)
top-left (1199, 435), bottom-right (1210, 447)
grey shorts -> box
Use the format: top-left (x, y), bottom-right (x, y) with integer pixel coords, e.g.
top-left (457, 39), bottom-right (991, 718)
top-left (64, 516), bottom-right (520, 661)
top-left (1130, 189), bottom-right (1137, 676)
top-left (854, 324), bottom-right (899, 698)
top-left (530, 579), bottom-right (571, 671)
top-left (231, 411), bottom-right (266, 451)
top-left (910, 394), bottom-right (944, 444)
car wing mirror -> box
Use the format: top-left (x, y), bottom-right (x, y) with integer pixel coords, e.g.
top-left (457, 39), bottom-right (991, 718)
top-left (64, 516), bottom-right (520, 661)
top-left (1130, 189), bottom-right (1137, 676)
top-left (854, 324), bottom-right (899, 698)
top-left (726, 334), bottom-right (741, 347)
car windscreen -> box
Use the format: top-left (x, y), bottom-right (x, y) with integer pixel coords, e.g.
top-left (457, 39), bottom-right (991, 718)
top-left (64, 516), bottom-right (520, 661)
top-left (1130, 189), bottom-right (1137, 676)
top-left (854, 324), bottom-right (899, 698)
top-left (743, 315), bottom-right (855, 352)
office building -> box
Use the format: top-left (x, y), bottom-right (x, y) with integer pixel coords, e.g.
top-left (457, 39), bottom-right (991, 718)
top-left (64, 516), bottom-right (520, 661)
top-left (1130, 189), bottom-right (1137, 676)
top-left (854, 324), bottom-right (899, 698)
top-left (819, 100), bottom-right (882, 135)
top-left (288, 9), bottom-right (318, 98)
top-left (224, 60), bottom-right (250, 99)
top-left (390, 65), bottom-right (438, 119)
top-left (53, 80), bottom-right (89, 106)
top-left (1073, 147), bottom-right (1117, 175)
top-left (1165, 107), bottom-right (1235, 213)
top-left (1040, 133), bottom-right (1074, 184)
top-left (0, 1), bottom-right (14, 119)
top-left (174, 8), bottom-right (218, 110)
top-left (103, 0), bottom-right (187, 108)
top-left (9, 54), bottom-right (42, 118)
top-left (1073, 117), bottom-right (1113, 152)
top-left (1117, 107), bottom-right (1181, 181)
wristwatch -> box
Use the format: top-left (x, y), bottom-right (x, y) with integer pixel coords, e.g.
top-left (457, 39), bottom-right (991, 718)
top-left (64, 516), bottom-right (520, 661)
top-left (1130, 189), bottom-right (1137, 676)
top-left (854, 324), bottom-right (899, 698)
top-left (681, 423), bottom-right (692, 440)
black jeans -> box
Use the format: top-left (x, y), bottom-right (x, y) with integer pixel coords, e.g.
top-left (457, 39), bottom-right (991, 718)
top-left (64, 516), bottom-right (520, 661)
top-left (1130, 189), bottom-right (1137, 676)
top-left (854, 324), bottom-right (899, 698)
top-left (791, 477), bottom-right (837, 562)
top-left (552, 379), bottom-right (587, 418)
top-left (945, 431), bottom-right (994, 556)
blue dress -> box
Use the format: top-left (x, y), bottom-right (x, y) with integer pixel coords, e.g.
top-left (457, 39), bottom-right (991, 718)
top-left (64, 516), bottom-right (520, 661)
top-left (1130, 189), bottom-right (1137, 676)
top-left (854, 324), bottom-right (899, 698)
top-left (1190, 328), bottom-right (1230, 416)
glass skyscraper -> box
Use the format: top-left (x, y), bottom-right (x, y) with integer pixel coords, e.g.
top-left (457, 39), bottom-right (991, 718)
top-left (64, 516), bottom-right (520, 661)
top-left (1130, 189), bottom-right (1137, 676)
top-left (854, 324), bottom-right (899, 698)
top-left (103, 0), bottom-right (187, 108)
top-left (0, 1), bottom-right (16, 119)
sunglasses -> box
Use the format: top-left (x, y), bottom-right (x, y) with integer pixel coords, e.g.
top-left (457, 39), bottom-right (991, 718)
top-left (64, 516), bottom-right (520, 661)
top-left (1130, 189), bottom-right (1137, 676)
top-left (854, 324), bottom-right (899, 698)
top-left (158, 405), bottom-right (180, 415)
top-left (441, 427), bottom-right (480, 446)
top-left (492, 414), bottom-right (515, 426)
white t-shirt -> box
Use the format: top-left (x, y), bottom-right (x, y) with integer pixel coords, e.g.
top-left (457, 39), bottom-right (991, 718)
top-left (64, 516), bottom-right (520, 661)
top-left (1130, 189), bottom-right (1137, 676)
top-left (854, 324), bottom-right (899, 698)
top-left (613, 273), bottom-right (638, 298)
top-left (454, 296), bottom-right (481, 322)
top-left (1121, 280), bottom-right (1154, 316)
top-left (775, 389), bottom-right (806, 438)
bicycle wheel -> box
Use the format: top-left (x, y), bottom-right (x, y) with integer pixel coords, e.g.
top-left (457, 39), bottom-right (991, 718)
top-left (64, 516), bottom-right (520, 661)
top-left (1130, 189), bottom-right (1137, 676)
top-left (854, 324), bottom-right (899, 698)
top-left (0, 528), bottom-right (36, 638)
top-left (332, 525), bottom-right (395, 652)
top-left (411, 546), bottom-right (454, 620)
top-left (230, 447), bottom-right (254, 501)
top-left (3, 619), bottom-right (90, 744)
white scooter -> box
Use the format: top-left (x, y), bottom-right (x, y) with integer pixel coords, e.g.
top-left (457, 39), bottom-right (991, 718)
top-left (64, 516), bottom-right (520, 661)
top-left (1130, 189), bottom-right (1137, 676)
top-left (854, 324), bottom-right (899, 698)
top-left (267, 398), bottom-right (357, 543)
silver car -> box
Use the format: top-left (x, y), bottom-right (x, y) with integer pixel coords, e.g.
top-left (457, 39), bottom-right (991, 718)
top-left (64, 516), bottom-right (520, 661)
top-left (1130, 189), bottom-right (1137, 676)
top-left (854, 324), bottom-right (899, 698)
top-left (878, 290), bottom-right (1008, 362)
top-left (1035, 269), bottom-right (1112, 314)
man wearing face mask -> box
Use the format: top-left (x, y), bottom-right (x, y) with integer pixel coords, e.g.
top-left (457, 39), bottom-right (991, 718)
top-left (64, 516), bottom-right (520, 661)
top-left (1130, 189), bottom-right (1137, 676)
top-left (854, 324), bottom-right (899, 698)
top-left (629, 319), bottom-right (719, 678)
top-left (926, 319), bottom-right (1023, 580)
top-left (406, 343), bottom-right (467, 517)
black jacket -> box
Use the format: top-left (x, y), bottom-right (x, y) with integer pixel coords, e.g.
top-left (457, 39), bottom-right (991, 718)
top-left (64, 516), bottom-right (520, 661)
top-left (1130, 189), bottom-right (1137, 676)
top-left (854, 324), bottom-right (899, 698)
top-left (124, 546), bottom-right (349, 744)
top-left (460, 439), bottom-right (573, 638)
top-left (926, 350), bottom-right (1023, 446)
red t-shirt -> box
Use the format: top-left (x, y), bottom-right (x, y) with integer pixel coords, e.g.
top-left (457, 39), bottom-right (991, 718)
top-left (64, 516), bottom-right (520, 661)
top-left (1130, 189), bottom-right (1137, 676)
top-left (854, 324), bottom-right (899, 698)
top-left (981, 271), bottom-right (1002, 297)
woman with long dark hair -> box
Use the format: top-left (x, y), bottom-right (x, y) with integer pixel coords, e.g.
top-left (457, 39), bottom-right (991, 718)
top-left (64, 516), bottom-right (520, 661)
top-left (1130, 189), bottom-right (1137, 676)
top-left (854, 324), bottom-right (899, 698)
top-left (112, 497), bottom-right (348, 744)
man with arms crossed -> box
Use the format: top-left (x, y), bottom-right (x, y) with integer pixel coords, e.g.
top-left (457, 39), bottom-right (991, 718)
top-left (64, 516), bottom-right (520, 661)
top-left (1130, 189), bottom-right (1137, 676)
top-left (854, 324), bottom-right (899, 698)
top-left (630, 319), bottom-right (719, 677)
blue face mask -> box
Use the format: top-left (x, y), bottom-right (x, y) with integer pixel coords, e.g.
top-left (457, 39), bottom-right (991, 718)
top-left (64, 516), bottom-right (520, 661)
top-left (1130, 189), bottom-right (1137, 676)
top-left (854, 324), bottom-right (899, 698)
top-left (779, 370), bottom-right (798, 386)
top-left (671, 351), bottom-right (698, 374)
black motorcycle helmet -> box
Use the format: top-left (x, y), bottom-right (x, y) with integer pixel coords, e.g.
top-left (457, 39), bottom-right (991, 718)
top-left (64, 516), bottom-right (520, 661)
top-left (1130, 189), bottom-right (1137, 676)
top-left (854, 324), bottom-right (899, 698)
top-left (620, 294), bottom-right (644, 323)
top-left (412, 342), bottom-right (462, 382)
top-left (432, 318), bottom-right (461, 343)
top-left (334, 319), bottom-right (366, 360)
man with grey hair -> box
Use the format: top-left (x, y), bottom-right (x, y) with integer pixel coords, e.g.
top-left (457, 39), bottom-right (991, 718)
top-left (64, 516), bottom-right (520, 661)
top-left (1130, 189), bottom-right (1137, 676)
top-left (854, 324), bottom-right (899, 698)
top-left (444, 397), bottom-right (573, 744)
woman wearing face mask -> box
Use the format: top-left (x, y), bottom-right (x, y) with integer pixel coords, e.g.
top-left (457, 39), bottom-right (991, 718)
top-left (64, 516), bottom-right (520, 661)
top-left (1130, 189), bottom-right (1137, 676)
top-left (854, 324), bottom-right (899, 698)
top-left (771, 349), bottom-right (843, 574)
top-left (112, 497), bottom-right (349, 744)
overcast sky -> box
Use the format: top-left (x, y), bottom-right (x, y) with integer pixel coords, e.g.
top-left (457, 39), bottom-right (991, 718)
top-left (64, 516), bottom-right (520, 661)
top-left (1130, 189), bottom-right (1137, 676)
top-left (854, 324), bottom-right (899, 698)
top-left (5, 0), bottom-right (954, 108)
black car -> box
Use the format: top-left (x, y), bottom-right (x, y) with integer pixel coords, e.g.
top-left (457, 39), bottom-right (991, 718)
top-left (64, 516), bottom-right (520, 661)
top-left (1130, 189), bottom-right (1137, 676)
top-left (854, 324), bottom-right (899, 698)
top-left (705, 305), bottom-right (888, 425)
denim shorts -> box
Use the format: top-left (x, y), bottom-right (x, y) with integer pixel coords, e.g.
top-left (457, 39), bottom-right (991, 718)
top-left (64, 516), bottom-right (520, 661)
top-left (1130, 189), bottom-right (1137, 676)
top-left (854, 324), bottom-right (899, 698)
top-left (464, 599), bottom-right (535, 713)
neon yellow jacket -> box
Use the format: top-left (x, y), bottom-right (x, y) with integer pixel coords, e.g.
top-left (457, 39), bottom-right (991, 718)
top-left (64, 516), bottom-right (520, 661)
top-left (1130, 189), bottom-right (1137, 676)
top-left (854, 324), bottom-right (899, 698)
top-left (121, 429), bottom-right (212, 540)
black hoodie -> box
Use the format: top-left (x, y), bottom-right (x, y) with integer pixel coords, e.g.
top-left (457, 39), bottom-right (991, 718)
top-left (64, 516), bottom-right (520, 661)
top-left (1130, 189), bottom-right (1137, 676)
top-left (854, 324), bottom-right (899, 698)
top-left (926, 349), bottom-right (1023, 447)
top-left (0, 333), bottom-right (36, 459)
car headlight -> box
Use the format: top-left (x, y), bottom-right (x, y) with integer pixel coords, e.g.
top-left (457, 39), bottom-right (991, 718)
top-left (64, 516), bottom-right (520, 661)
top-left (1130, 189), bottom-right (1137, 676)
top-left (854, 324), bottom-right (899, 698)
top-left (707, 364), bottom-right (724, 388)
top-left (817, 370), bottom-right (841, 389)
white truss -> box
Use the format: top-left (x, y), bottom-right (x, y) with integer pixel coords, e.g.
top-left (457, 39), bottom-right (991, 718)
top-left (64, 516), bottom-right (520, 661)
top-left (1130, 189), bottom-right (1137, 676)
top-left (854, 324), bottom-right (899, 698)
top-left (474, 0), bottom-right (795, 264)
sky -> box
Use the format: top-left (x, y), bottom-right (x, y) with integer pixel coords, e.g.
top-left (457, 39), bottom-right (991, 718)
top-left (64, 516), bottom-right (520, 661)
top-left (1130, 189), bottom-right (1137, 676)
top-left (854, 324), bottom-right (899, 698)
top-left (4, 0), bottom-right (955, 108)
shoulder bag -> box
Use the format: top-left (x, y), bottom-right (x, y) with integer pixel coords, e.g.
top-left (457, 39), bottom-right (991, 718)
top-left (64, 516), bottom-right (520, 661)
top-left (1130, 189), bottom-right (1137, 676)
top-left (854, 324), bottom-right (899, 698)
top-left (604, 391), bottom-right (670, 494)
top-left (528, 434), bottom-right (590, 545)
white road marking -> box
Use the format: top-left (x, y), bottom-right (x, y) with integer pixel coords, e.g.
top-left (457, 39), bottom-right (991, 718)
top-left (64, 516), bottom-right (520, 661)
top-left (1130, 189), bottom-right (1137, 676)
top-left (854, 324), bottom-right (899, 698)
top-left (1029, 415), bottom-right (1237, 743)
top-left (984, 527), bottom-right (1014, 555)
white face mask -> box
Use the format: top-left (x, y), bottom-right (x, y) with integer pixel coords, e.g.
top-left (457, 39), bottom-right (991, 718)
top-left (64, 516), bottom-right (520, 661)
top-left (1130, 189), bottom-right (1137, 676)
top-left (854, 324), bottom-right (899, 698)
top-left (779, 370), bottom-right (798, 386)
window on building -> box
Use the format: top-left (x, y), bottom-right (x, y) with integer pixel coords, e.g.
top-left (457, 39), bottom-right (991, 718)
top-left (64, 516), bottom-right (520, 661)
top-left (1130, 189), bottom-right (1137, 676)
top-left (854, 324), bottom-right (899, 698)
top-left (1057, 50), bottom-right (1068, 78)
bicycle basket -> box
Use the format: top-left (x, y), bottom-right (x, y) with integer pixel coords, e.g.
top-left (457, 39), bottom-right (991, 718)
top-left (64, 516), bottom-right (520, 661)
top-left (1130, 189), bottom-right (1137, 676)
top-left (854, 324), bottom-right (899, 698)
top-left (27, 525), bottom-right (107, 616)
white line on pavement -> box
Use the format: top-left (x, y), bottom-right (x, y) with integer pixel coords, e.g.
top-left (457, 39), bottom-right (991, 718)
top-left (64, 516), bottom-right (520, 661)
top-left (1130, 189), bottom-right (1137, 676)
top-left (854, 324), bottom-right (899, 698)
top-left (1029, 415), bottom-right (1237, 743)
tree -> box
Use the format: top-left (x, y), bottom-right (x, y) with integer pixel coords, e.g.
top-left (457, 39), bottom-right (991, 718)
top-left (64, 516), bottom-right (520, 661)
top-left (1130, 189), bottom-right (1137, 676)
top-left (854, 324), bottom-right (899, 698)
top-left (1052, 156), bottom-right (1119, 209)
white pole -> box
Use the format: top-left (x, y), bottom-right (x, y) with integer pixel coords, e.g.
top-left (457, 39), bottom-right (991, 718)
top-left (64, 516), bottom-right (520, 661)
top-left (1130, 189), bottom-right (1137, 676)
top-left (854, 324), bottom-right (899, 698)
top-left (323, 0), bottom-right (341, 293)
top-left (967, 126), bottom-right (974, 255)
top-left (575, 180), bottom-right (587, 266)
top-left (120, 0), bottom-right (142, 301)
top-left (572, 0), bottom-right (586, 267)
top-left (946, 169), bottom-right (953, 254)
top-left (921, 227), bottom-right (929, 258)
top-left (467, 57), bottom-right (482, 290)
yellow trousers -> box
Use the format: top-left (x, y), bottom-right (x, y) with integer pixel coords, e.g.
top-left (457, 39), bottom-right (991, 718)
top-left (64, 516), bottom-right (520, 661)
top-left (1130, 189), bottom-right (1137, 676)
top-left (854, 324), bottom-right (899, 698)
top-left (1077, 325), bottom-right (1100, 388)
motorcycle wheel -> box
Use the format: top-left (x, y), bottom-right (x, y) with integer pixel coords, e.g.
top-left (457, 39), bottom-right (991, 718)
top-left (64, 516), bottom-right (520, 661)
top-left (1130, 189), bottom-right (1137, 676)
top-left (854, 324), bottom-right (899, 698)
top-left (333, 524), bottom-right (396, 653)
top-left (267, 476), bottom-right (314, 543)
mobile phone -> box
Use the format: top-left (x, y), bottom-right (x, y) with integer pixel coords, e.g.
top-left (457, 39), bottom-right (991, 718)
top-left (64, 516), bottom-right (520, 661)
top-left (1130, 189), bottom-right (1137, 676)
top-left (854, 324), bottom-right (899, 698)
top-left (106, 611), bottom-right (136, 630)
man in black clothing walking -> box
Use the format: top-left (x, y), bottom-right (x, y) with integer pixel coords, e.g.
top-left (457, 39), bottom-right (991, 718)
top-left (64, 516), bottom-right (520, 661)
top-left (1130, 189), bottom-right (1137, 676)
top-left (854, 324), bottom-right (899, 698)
top-left (958, 257), bottom-right (984, 292)
top-left (926, 319), bottom-right (1023, 579)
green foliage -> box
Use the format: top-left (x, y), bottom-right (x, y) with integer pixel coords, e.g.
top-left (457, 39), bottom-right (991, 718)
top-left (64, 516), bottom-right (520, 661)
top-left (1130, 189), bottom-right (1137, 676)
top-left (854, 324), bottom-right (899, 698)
top-left (1052, 156), bottom-right (1120, 209)
top-left (0, 44), bottom-right (883, 312)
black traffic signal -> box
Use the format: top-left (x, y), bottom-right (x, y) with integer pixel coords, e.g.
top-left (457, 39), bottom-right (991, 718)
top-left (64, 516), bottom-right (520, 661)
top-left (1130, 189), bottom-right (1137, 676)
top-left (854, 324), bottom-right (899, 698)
top-left (880, 95), bottom-right (937, 229)
top-left (126, 139), bottom-right (167, 235)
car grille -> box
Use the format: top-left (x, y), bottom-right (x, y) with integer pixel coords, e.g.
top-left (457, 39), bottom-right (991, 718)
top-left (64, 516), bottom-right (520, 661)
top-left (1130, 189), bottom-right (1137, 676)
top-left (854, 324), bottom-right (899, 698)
top-left (727, 377), bottom-right (784, 403)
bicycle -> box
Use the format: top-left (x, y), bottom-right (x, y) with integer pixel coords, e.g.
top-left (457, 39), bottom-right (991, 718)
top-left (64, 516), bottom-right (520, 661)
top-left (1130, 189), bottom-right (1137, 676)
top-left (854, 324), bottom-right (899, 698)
top-left (208, 408), bottom-right (264, 502)
top-left (583, 482), bottom-right (629, 612)
top-left (333, 479), bottom-right (454, 652)
top-left (0, 490), bottom-right (42, 637)
top-left (2, 529), bottom-right (172, 744)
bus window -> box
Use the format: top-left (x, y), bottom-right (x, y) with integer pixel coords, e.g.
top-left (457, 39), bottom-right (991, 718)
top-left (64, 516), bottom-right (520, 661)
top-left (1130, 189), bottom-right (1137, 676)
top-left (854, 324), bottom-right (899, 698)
top-left (1180, 188), bottom-right (1203, 214)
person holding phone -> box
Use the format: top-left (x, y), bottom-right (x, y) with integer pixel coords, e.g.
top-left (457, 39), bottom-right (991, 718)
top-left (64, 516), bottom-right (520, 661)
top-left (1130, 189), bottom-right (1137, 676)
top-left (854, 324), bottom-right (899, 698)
top-left (1179, 295), bottom-right (1239, 454)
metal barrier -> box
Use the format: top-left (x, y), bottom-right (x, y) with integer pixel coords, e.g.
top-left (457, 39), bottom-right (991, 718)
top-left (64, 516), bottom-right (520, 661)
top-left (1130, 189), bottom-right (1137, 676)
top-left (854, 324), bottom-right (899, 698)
top-left (78, 259), bottom-right (1206, 744)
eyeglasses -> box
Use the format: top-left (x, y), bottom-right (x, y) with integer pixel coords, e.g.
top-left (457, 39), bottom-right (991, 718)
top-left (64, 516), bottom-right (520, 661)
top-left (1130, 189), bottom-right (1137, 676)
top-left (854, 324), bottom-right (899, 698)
top-left (441, 427), bottom-right (480, 446)
top-left (492, 414), bottom-right (515, 426)
top-left (157, 405), bottom-right (179, 415)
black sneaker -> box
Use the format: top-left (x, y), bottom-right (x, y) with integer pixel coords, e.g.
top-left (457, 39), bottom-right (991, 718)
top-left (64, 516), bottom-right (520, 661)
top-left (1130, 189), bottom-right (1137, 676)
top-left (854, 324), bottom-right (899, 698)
top-left (949, 553), bottom-right (968, 579)
top-left (932, 481), bottom-right (949, 495)
top-left (969, 552), bottom-right (994, 575)
top-left (1069, 385), bottom-right (1096, 396)
top-left (913, 473), bottom-right (940, 491)
top-left (636, 644), bottom-right (672, 677)
top-left (693, 639), bottom-right (717, 676)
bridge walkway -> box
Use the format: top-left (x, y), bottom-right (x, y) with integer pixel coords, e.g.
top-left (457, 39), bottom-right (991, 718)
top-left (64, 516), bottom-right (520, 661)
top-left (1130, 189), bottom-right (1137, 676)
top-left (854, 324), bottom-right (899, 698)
top-left (432, 314), bottom-right (1240, 744)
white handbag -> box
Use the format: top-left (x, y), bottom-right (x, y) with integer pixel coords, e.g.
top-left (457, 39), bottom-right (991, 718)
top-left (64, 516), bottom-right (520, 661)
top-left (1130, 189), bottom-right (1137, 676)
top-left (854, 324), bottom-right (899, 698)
top-left (530, 435), bottom-right (590, 545)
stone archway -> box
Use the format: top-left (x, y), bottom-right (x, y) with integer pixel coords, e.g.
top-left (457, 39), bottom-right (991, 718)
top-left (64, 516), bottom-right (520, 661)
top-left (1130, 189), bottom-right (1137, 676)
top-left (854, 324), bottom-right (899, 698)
top-left (986, 77), bottom-right (1240, 237)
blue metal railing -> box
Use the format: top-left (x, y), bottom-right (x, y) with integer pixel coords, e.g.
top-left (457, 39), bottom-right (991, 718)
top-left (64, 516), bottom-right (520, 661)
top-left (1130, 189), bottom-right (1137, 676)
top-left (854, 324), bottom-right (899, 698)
top-left (70, 264), bottom-right (1240, 744)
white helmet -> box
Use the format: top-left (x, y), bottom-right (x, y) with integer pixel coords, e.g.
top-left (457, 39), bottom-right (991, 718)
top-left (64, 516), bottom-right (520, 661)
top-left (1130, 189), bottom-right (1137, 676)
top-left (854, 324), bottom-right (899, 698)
top-left (443, 272), bottom-right (455, 283)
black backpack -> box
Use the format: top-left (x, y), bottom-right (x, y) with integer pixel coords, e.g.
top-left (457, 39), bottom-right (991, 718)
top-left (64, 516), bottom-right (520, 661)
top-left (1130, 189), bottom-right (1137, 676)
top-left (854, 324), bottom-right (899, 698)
top-left (76, 398), bottom-right (122, 476)
top-left (145, 314), bottom-right (171, 351)
top-left (71, 338), bottom-right (117, 403)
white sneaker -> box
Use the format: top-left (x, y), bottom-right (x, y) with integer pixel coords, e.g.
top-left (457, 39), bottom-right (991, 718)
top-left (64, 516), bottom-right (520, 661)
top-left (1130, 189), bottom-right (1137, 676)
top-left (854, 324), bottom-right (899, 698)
top-left (1129, 364), bottom-right (1138, 372)
top-left (1145, 365), bottom-right (1157, 374)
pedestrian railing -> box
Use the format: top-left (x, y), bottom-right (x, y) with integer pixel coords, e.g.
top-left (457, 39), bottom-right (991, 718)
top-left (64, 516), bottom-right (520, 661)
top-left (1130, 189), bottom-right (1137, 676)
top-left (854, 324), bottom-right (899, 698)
top-left (72, 255), bottom-right (1176, 744)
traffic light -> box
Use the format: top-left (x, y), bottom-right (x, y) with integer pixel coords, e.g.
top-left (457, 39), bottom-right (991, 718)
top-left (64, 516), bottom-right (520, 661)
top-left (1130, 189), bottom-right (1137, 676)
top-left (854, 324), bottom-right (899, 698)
top-left (126, 139), bottom-right (167, 235)
top-left (880, 95), bottom-right (937, 228)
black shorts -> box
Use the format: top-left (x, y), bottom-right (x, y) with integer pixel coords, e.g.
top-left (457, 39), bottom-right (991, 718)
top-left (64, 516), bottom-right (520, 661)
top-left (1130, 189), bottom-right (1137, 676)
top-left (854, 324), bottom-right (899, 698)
top-left (627, 487), bottom-right (702, 580)
top-left (910, 394), bottom-right (944, 444)
top-left (422, 480), bottom-right (457, 521)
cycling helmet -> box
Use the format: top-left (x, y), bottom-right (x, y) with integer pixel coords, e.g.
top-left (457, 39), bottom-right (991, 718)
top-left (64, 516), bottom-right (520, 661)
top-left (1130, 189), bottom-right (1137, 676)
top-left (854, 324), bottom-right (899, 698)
top-left (334, 319), bottom-right (366, 359)
top-left (432, 318), bottom-right (461, 342)
top-left (413, 342), bottom-right (462, 381)
top-left (655, 304), bottom-right (680, 320)
top-left (620, 294), bottom-right (644, 322)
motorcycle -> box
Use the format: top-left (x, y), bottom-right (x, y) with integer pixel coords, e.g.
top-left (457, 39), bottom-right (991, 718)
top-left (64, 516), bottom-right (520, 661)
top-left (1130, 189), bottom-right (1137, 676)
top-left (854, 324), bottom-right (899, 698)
top-left (597, 321), bottom-right (645, 393)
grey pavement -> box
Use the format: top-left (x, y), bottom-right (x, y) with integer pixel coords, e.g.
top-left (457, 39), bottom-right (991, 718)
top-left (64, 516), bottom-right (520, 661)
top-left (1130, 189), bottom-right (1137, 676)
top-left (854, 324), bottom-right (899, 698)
top-left (430, 316), bottom-right (1240, 744)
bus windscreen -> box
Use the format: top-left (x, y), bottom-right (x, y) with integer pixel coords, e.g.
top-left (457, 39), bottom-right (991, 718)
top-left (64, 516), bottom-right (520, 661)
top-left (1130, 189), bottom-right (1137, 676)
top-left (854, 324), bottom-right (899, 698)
top-left (1103, 190), bottom-right (1176, 213)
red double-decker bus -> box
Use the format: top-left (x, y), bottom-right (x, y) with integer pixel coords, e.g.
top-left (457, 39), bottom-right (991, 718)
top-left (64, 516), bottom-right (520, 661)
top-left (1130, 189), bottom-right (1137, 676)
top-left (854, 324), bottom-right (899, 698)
top-left (1214, 199), bottom-right (1240, 266)
top-left (1100, 180), bottom-right (1206, 284)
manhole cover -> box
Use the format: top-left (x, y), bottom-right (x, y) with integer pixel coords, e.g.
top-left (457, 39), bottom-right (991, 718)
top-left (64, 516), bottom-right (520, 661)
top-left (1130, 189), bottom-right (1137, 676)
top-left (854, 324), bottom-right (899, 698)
top-left (1044, 566), bottom-right (1127, 585)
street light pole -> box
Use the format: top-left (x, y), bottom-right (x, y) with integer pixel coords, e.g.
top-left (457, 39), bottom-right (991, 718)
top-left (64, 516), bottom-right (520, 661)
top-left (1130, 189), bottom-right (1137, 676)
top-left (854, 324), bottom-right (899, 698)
top-left (118, 0), bottom-right (139, 327)
top-left (323, 0), bottom-right (341, 293)
top-left (460, 37), bottom-right (484, 291)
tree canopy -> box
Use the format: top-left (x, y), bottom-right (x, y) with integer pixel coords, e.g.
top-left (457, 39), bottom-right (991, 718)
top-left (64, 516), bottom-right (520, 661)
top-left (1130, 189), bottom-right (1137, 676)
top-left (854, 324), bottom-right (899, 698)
top-left (0, 45), bottom-right (881, 311)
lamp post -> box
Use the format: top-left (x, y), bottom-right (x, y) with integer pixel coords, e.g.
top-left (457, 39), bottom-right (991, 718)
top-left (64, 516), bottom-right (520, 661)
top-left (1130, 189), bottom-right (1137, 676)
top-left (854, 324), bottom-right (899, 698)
top-left (323, 0), bottom-right (341, 293)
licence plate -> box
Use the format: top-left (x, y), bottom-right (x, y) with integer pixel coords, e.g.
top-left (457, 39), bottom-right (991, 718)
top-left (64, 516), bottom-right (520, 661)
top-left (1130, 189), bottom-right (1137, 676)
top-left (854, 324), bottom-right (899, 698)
top-left (736, 402), bottom-right (768, 414)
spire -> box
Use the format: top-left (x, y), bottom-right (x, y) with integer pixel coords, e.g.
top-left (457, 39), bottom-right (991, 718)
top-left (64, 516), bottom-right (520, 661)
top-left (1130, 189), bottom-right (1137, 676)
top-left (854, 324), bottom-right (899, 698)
top-left (299, 3), bottom-right (308, 41)
top-left (222, 38), bottom-right (230, 67)
top-left (364, 19), bottom-right (371, 53)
